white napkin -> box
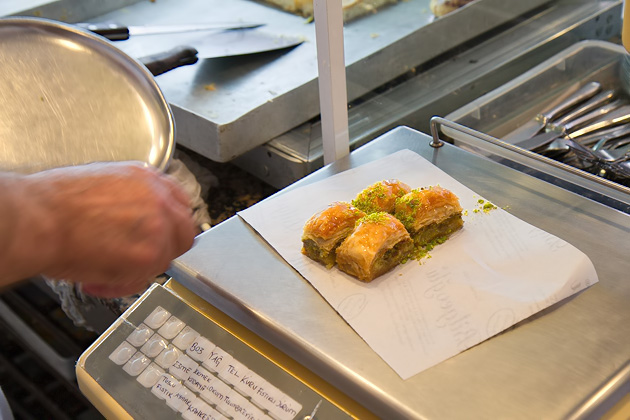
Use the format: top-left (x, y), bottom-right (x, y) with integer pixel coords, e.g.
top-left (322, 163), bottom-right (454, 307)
top-left (239, 149), bottom-right (598, 379)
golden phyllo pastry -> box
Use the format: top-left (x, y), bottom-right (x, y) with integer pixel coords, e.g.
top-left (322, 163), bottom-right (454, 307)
top-left (336, 212), bottom-right (413, 282)
top-left (302, 202), bottom-right (366, 268)
top-left (257, 0), bottom-right (398, 22)
top-left (351, 179), bottom-right (411, 214)
top-left (430, 0), bottom-right (475, 17)
top-left (394, 186), bottom-right (463, 246)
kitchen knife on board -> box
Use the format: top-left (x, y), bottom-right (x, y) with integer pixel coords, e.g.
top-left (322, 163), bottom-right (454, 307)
top-left (78, 22), bottom-right (264, 41)
top-left (138, 30), bottom-right (305, 76)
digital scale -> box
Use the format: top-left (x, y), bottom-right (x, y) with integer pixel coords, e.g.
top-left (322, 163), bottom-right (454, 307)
top-left (77, 127), bottom-right (630, 419)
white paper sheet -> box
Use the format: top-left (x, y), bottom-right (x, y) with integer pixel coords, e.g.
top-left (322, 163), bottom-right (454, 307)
top-left (238, 149), bottom-right (598, 379)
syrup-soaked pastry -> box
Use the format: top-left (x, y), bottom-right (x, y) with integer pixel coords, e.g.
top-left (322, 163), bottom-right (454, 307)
top-left (351, 179), bottom-right (411, 214)
top-left (301, 202), bottom-right (366, 268)
top-left (394, 186), bottom-right (463, 246)
top-left (430, 0), bottom-right (475, 17)
top-left (335, 212), bottom-right (413, 282)
top-left (258, 0), bottom-right (398, 22)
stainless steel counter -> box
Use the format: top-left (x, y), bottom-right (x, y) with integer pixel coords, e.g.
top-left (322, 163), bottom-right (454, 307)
top-left (82, 0), bottom-right (550, 162)
top-left (233, 0), bottom-right (623, 189)
top-left (169, 126), bottom-right (630, 419)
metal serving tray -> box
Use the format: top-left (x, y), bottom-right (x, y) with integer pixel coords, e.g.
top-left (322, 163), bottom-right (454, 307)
top-left (79, 0), bottom-right (551, 162)
top-left (444, 40), bottom-right (630, 213)
top-left (446, 40), bottom-right (626, 140)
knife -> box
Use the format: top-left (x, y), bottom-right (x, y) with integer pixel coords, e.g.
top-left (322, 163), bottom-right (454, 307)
top-left (511, 104), bottom-right (630, 152)
top-left (507, 81), bottom-right (601, 140)
top-left (139, 30), bottom-right (304, 76)
top-left (77, 22), bottom-right (265, 41)
top-left (549, 89), bottom-right (616, 127)
top-left (550, 99), bottom-right (624, 133)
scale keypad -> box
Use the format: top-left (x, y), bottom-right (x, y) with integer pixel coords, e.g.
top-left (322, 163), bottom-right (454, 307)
top-left (80, 284), bottom-right (354, 420)
top-left (109, 305), bottom-right (301, 420)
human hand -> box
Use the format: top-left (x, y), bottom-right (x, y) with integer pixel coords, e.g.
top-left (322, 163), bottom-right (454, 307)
top-left (25, 162), bottom-right (197, 297)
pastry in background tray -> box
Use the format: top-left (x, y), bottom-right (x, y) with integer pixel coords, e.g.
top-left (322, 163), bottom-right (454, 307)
top-left (257, 0), bottom-right (398, 21)
top-left (394, 186), bottom-right (463, 246)
top-left (301, 202), bottom-right (366, 268)
top-left (351, 179), bottom-right (411, 214)
top-left (430, 0), bottom-right (476, 17)
top-left (336, 212), bottom-right (413, 282)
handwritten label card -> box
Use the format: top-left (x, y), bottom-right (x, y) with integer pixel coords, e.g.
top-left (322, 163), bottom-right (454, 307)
top-left (238, 149), bottom-right (598, 379)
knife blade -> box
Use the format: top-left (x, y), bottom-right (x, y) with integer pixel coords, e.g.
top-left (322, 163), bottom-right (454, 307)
top-left (511, 104), bottom-right (630, 152)
top-left (77, 22), bottom-right (265, 41)
top-left (507, 81), bottom-right (601, 140)
top-left (549, 89), bottom-right (616, 127)
top-left (139, 30), bottom-right (304, 76)
top-left (546, 99), bottom-right (624, 135)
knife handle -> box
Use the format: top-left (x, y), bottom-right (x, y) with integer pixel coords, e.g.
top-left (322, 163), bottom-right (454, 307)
top-left (560, 99), bottom-right (623, 133)
top-left (551, 89), bottom-right (616, 127)
top-left (76, 23), bottom-right (130, 41)
top-left (138, 46), bottom-right (199, 76)
top-left (569, 105), bottom-right (630, 138)
top-left (538, 81), bottom-right (601, 124)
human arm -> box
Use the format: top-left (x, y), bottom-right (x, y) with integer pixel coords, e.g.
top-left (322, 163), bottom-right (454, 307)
top-left (0, 162), bottom-right (197, 297)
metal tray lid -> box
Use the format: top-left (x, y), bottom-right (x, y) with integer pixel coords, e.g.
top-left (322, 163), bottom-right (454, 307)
top-left (0, 17), bottom-right (175, 173)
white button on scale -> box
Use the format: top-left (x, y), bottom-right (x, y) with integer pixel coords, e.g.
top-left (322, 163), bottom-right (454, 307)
top-left (122, 351), bottom-right (150, 376)
top-left (236, 368), bottom-right (268, 400)
top-left (202, 345), bottom-right (233, 373)
top-left (173, 326), bottom-right (200, 350)
top-left (151, 373), bottom-right (181, 401)
top-left (267, 389), bottom-right (303, 420)
top-left (184, 365), bottom-right (215, 394)
top-left (154, 344), bottom-right (181, 369)
top-left (108, 341), bottom-right (135, 365)
top-left (141, 333), bottom-right (168, 358)
top-left (223, 390), bottom-right (268, 420)
top-left (252, 380), bottom-right (303, 420)
top-left (186, 335), bottom-right (216, 362)
top-left (144, 306), bottom-right (171, 329)
top-left (183, 396), bottom-right (226, 420)
top-left (166, 385), bottom-right (195, 413)
top-left (218, 357), bottom-right (249, 392)
top-left (126, 323), bottom-right (153, 347)
top-left (136, 363), bottom-right (165, 388)
top-left (158, 315), bottom-right (186, 339)
top-left (169, 353), bottom-right (199, 381)
top-left (200, 376), bottom-right (232, 411)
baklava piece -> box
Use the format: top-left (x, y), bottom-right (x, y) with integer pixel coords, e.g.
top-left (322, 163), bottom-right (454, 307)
top-left (336, 212), bottom-right (413, 282)
top-left (430, 0), bottom-right (476, 17)
top-left (257, 0), bottom-right (398, 22)
top-left (394, 186), bottom-right (463, 246)
top-left (301, 202), bottom-right (366, 268)
top-left (351, 179), bottom-right (411, 214)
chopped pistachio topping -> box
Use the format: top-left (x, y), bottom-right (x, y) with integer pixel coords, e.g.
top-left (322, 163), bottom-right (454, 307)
top-left (357, 211), bottom-right (391, 225)
top-left (408, 235), bottom-right (449, 262)
top-left (394, 189), bottom-right (425, 230)
top-left (352, 183), bottom-right (389, 214)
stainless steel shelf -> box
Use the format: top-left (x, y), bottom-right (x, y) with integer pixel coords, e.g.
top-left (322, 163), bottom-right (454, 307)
top-left (75, 0), bottom-right (550, 162)
top-left (234, 0), bottom-right (622, 188)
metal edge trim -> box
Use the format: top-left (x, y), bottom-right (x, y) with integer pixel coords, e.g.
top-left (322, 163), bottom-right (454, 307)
top-left (565, 360), bottom-right (630, 419)
top-left (429, 116), bottom-right (630, 195)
